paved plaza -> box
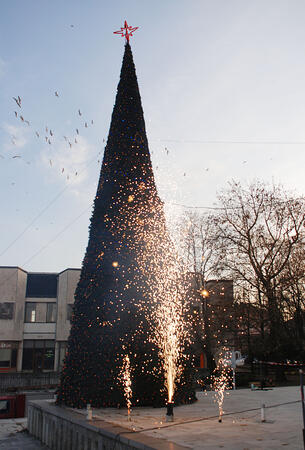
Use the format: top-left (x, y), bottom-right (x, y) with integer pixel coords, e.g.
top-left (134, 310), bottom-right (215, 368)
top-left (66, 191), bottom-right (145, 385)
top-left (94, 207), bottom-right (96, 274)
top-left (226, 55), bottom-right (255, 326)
top-left (77, 385), bottom-right (303, 449)
top-left (0, 386), bottom-right (303, 449)
top-left (0, 419), bottom-right (48, 449)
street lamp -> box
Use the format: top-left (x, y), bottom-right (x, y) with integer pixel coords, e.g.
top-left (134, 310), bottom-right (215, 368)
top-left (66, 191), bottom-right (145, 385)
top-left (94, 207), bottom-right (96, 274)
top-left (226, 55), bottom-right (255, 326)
top-left (200, 289), bottom-right (209, 299)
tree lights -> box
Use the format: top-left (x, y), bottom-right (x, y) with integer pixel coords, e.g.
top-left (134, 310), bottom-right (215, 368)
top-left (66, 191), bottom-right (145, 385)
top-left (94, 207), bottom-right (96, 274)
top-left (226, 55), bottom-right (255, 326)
top-left (56, 40), bottom-right (195, 408)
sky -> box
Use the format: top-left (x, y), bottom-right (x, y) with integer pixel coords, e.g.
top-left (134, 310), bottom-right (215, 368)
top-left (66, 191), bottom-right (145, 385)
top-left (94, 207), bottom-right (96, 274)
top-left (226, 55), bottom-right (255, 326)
top-left (1, 0), bottom-right (305, 273)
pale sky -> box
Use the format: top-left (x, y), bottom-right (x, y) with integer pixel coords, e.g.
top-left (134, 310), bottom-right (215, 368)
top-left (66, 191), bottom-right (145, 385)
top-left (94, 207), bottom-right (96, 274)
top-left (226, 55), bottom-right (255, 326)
top-left (1, 0), bottom-right (305, 272)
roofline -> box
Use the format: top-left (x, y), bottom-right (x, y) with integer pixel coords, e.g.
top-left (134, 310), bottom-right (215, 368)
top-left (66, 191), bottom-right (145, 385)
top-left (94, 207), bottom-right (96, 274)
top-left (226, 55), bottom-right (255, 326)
top-left (58, 268), bottom-right (81, 275)
top-left (27, 272), bottom-right (58, 275)
top-left (0, 266), bottom-right (28, 274)
top-left (0, 266), bottom-right (82, 275)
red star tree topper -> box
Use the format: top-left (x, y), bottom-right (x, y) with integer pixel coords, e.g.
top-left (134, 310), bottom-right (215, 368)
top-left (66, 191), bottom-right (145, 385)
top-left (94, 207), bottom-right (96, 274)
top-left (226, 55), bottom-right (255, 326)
top-left (113, 20), bottom-right (139, 42)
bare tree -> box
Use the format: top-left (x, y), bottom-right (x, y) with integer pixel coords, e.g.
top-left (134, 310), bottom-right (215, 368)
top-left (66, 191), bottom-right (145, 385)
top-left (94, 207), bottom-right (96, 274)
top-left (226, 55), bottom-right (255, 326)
top-left (180, 211), bottom-right (234, 368)
top-left (214, 180), bottom-right (305, 359)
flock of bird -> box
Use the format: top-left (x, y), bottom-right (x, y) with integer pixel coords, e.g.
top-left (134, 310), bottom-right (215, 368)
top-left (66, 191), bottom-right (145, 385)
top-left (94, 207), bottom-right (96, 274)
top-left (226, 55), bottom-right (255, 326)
top-left (7, 93), bottom-right (218, 181)
top-left (7, 93), bottom-right (180, 181)
top-left (9, 91), bottom-right (98, 179)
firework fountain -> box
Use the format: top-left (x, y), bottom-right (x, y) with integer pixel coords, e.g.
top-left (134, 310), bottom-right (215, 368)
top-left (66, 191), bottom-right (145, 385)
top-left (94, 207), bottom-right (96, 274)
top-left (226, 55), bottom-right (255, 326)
top-left (118, 354), bottom-right (133, 421)
top-left (138, 200), bottom-right (191, 420)
top-left (212, 348), bottom-right (232, 422)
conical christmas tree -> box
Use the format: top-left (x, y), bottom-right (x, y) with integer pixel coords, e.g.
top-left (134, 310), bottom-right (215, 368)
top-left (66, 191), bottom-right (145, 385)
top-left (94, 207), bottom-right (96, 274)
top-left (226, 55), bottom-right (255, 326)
top-left (56, 40), bottom-right (195, 408)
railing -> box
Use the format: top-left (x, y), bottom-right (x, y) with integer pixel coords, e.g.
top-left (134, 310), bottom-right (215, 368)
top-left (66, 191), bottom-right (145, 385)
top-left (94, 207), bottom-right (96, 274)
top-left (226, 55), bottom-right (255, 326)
top-left (0, 372), bottom-right (60, 392)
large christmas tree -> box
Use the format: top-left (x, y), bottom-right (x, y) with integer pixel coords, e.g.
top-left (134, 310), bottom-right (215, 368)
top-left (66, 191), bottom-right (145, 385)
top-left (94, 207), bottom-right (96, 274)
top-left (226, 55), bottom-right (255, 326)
top-left (57, 37), bottom-right (195, 408)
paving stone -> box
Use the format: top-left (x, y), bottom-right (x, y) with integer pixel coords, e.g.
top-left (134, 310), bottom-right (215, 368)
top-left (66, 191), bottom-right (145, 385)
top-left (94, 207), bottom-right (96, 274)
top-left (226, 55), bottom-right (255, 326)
top-left (0, 430), bottom-right (49, 449)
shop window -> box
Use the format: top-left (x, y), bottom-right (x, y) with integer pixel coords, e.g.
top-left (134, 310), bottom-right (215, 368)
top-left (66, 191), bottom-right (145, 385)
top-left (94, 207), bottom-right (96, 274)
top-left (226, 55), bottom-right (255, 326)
top-left (44, 341), bottom-right (55, 370)
top-left (22, 340), bottom-right (34, 370)
top-left (0, 345), bottom-right (18, 369)
top-left (0, 303), bottom-right (14, 320)
top-left (0, 349), bottom-right (11, 368)
top-left (22, 340), bottom-right (55, 372)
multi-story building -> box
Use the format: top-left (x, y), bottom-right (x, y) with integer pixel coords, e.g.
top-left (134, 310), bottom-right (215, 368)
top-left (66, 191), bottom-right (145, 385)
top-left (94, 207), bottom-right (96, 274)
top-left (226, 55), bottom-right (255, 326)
top-left (0, 265), bottom-right (234, 374)
top-left (0, 266), bottom-right (80, 373)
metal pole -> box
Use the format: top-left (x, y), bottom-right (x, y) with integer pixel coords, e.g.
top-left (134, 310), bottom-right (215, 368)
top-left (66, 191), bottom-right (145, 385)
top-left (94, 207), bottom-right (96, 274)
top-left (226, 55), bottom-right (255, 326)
top-left (261, 403), bottom-right (266, 422)
top-left (232, 367), bottom-right (236, 390)
top-left (300, 370), bottom-right (305, 449)
top-left (86, 404), bottom-right (92, 420)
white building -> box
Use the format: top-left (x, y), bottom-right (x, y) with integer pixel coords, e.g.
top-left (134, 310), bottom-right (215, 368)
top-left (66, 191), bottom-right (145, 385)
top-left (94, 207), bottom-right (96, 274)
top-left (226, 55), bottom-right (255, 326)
top-left (0, 266), bottom-right (80, 373)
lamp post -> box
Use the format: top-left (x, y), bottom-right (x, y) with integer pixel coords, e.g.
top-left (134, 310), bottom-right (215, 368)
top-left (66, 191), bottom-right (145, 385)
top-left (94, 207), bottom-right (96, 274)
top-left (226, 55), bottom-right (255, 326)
top-left (199, 287), bottom-right (211, 370)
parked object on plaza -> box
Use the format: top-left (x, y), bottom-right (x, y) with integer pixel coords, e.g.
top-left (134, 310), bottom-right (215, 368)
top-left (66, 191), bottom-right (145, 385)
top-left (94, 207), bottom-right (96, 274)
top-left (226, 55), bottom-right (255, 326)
top-left (0, 393), bottom-right (25, 419)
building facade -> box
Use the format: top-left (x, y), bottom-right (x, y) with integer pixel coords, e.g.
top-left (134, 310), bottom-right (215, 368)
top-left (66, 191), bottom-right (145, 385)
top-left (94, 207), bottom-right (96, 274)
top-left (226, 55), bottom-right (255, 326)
top-left (0, 266), bottom-right (234, 373)
top-left (0, 266), bottom-right (80, 373)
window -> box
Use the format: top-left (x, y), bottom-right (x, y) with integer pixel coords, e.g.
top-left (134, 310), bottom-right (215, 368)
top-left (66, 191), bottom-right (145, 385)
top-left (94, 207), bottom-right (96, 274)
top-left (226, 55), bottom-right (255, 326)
top-left (0, 400), bottom-right (9, 414)
top-left (0, 303), bottom-right (14, 320)
top-left (57, 342), bottom-right (67, 370)
top-left (25, 302), bottom-right (57, 323)
top-left (26, 273), bottom-right (57, 298)
top-left (46, 303), bottom-right (56, 323)
top-left (44, 341), bottom-right (55, 370)
top-left (0, 343), bottom-right (18, 369)
top-left (0, 349), bottom-right (11, 368)
top-left (67, 304), bottom-right (74, 322)
top-left (22, 340), bottom-right (55, 371)
top-left (25, 303), bottom-right (36, 322)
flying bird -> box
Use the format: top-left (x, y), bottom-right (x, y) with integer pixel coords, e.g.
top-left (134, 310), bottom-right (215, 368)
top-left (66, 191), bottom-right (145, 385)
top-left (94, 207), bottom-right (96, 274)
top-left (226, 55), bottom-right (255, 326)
top-left (13, 97), bottom-right (21, 108)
